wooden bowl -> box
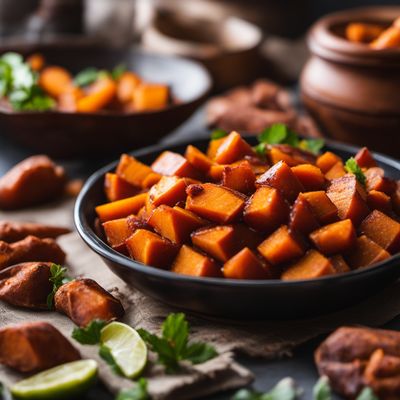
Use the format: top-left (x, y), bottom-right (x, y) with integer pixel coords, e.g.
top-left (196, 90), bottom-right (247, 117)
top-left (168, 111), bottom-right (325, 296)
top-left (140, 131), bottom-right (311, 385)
top-left (300, 7), bottom-right (400, 158)
top-left (0, 40), bottom-right (212, 158)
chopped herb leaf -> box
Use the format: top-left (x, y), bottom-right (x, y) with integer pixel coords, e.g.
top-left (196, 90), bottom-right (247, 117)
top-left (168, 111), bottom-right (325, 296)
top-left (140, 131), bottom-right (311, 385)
top-left (254, 142), bottom-right (267, 158)
top-left (258, 123), bottom-right (288, 145)
top-left (299, 138), bottom-right (325, 155)
top-left (356, 387), bottom-right (378, 400)
top-left (74, 67), bottom-right (99, 87)
top-left (313, 376), bottom-right (331, 400)
top-left (345, 157), bottom-right (366, 186)
top-left (72, 319), bottom-right (107, 345)
top-left (210, 129), bottom-right (228, 140)
top-left (99, 344), bottom-right (123, 376)
top-left (116, 378), bottom-right (150, 400)
top-left (46, 264), bottom-right (71, 309)
top-left (111, 64), bottom-right (127, 80)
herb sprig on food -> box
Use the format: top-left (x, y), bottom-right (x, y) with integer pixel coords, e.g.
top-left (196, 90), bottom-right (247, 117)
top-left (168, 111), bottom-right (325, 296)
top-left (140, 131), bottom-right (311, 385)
top-left (46, 264), bottom-right (71, 309)
top-left (345, 157), bottom-right (366, 186)
top-left (73, 64), bottom-right (127, 87)
top-left (72, 319), bottom-right (107, 345)
top-left (116, 378), bottom-right (150, 400)
top-left (210, 129), bottom-right (229, 140)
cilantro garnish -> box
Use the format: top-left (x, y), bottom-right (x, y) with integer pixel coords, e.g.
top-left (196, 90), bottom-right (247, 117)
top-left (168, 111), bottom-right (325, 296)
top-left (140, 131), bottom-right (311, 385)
top-left (116, 378), bottom-right (150, 400)
top-left (345, 157), bottom-right (366, 185)
top-left (73, 67), bottom-right (100, 87)
top-left (313, 376), bottom-right (331, 400)
top-left (72, 319), bottom-right (107, 345)
top-left (298, 138), bottom-right (325, 155)
top-left (210, 129), bottom-right (229, 140)
top-left (99, 344), bottom-right (124, 376)
top-left (46, 264), bottom-right (71, 309)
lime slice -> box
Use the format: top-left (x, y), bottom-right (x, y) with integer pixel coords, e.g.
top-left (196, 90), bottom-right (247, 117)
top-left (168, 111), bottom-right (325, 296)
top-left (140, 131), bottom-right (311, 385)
top-left (11, 359), bottom-right (97, 400)
top-left (100, 321), bottom-right (147, 378)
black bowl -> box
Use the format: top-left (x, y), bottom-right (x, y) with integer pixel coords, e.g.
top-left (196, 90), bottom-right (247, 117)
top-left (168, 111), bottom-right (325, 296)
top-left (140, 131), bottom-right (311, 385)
top-left (0, 40), bottom-right (211, 158)
top-left (74, 136), bottom-right (400, 319)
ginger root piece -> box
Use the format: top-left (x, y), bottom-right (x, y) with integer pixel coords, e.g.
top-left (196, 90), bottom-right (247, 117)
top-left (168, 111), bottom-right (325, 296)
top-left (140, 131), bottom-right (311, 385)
top-left (0, 321), bottom-right (80, 372)
top-left (0, 262), bottom-right (53, 309)
top-left (0, 221), bottom-right (70, 242)
top-left (0, 236), bottom-right (66, 271)
top-left (0, 155), bottom-right (66, 210)
top-left (54, 278), bottom-right (125, 328)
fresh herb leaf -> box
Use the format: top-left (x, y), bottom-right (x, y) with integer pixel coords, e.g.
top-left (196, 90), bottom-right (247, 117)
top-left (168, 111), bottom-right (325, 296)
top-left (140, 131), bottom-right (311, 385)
top-left (356, 387), bottom-right (378, 400)
top-left (211, 129), bottom-right (228, 140)
top-left (46, 264), bottom-right (71, 309)
top-left (254, 142), bottom-right (267, 158)
top-left (313, 376), bottom-right (331, 400)
top-left (116, 378), bottom-right (150, 400)
top-left (111, 64), bottom-right (127, 80)
top-left (72, 319), bottom-right (107, 345)
top-left (299, 138), bottom-right (325, 155)
top-left (74, 67), bottom-right (99, 87)
top-left (258, 123), bottom-right (288, 145)
top-left (99, 344), bottom-right (123, 376)
top-left (138, 313), bottom-right (217, 373)
top-left (345, 157), bottom-right (366, 186)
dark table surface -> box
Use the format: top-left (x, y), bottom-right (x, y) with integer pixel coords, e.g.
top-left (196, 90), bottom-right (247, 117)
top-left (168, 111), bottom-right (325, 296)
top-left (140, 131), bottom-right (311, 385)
top-left (1, 110), bottom-right (400, 400)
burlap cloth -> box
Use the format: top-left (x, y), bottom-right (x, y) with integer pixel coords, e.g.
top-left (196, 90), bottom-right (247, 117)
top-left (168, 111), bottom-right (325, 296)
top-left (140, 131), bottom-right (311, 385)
top-left (1, 198), bottom-right (400, 399)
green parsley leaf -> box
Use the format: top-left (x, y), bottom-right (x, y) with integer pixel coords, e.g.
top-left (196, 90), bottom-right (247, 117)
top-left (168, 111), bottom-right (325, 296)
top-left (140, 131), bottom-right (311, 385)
top-left (72, 319), bottom-right (107, 345)
top-left (356, 387), bottom-right (378, 400)
top-left (99, 344), bottom-right (123, 376)
top-left (258, 123), bottom-right (288, 145)
top-left (211, 129), bottom-right (228, 140)
top-left (299, 138), bottom-right (325, 155)
top-left (74, 67), bottom-right (100, 87)
top-left (254, 142), bottom-right (267, 158)
top-left (111, 64), bottom-right (127, 80)
top-left (313, 376), bottom-right (331, 400)
top-left (345, 157), bottom-right (366, 186)
top-left (46, 264), bottom-right (71, 309)
top-left (138, 313), bottom-right (217, 373)
top-left (116, 378), bottom-right (150, 400)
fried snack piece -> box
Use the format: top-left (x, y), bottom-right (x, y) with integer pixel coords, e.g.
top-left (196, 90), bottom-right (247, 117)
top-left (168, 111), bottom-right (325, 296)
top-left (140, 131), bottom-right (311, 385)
top-left (0, 236), bottom-right (66, 270)
top-left (0, 221), bottom-right (70, 242)
top-left (54, 278), bottom-right (125, 327)
top-left (0, 155), bottom-right (66, 209)
top-left (0, 262), bottom-right (52, 309)
top-left (315, 326), bottom-right (400, 399)
top-left (0, 321), bottom-right (80, 372)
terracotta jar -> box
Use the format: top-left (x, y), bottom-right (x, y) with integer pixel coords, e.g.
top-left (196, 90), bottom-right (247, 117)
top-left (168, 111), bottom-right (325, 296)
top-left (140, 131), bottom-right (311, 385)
top-left (301, 7), bottom-right (400, 158)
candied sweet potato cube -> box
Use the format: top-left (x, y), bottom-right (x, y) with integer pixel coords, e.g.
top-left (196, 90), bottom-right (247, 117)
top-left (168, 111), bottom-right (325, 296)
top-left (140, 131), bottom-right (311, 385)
top-left (258, 225), bottom-right (305, 266)
top-left (310, 219), bottom-right (356, 255)
top-left (103, 217), bottom-right (136, 253)
top-left (171, 245), bottom-right (221, 277)
top-left (327, 175), bottom-right (369, 225)
top-left (268, 144), bottom-right (315, 167)
top-left (345, 235), bottom-right (390, 269)
top-left (355, 147), bottom-right (377, 168)
top-left (256, 161), bottom-right (304, 202)
top-left (367, 190), bottom-right (392, 214)
top-left (77, 77), bottom-right (117, 112)
top-left (365, 167), bottom-right (396, 195)
top-left (116, 154), bottom-right (153, 187)
top-left (244, 186), bottom-right (289, 232)
top-left (244, 156), bottom-right (269, 175)
top-left (214, 131), bottom-right (255, 164)
top-left (39, 66), bottom-right (72, 98)
top-left (105, 173), bottom-right (138, 202)
top-left (291, 164), bottom-right (326, 191)
top-left (148, 205), bottom-right (206, 245)
top-left (208, 164), bottom-right (225, 181)
top-left (325, 161), bottom-right (346, 180)
top-left (141, 172), bottom-right (162, 189)
top-left (96, 193), bottom-right (147, 222)
top-left (223, 248), bottom-right (270, 279)
top-left (133, 83), bottom-right (169, 111)
top-left (360, 210), bottom-right (400, 253)
top-left (289, 195), bottom-right (320, 234)
top-left (148, 176), bottom-right (188, 207)
top-left (316, 151), bottom-right (342, 173)
top-left (300, 191), bottom-right (338, 224)
top-left (222, 161), bottom-right (256, 194)
top-left (117, 71), bottom-right (141, 103)
top-left (185, 145), bottom-right (213, 174)
top-left (330, 255), bottom-right (351, 274)
top-left (186, 183), bottom-right (245, 223)
top-left (207, 137), bottom-right (226, 159)
top-left (281, 250), bottom-right (336, 280)
top-left (151, 151), bottom-right (200, 179)
top-left (126, 229), bottom-right (178, 268)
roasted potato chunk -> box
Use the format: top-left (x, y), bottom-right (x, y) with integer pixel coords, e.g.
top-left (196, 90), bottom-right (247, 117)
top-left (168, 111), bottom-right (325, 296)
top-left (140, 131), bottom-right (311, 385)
top-left (0, 221), bottom-right (70, 242)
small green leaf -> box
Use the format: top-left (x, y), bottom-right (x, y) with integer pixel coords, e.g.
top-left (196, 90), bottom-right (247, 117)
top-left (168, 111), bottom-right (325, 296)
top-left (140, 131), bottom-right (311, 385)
top-left (345, 157), bottom-right (366, 186)
top-left (116, 378), bottom-right (150, 400)
top-left (356, 387), bottom-right (378, 400)
top-left (313, 376), bottom-right (331, 400)
top-left (111, 64), bottom-right (127, 80)
top-left (99, 344), bottom-right (123, 376)
top-left (46, 264), bottom-right (71, 309)
top-left (211, 129), bottom-right (228, 140)
top-left (254, 142), bottom-right (267, 158)
top-left (299, 138), bottom-right (325, 155)
top-left (72, 319), bottom-right (107, 345)
top-left (232, 389), bottom-right (260, 400)
top-left (74, 67), bottom-right (99, 87)
top-left (258, 123), bottom-right (288, 145)
top-left (183, 342), bottom-right (218, 364)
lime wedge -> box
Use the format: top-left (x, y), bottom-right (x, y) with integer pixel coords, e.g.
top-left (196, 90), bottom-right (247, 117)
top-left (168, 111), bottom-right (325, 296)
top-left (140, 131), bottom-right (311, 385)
top-left (100, 321), bottom-right (147, 378)
top-left (11, 359), bottom-right (97, 400)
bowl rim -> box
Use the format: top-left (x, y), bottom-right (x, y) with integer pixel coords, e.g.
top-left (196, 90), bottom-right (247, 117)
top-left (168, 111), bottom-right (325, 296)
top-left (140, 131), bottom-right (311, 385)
top-left (74, 135), bottom-right (400, 288)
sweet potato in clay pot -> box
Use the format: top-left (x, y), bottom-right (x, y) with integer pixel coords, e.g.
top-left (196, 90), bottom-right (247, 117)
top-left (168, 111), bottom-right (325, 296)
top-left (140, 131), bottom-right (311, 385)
top-left (151, 151), bottom-right (200, 179)
top-left (0, 221), bottom-right (70, 242)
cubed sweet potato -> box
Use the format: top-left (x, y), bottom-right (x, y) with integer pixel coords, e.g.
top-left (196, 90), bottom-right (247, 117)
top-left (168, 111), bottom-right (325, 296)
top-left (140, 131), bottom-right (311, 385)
top-left (148, 176), bottom-right (188, 207)
top-left (365, 167), bottom-right (396, 195)
top-left (310, 219), bottom-right (356, 255)
top-left (207, 164), bottom-right (225, 181)
top-left (256, 161), bottom-right (304, 202)
top-left (223, 248), bottom-right (271, 279)
top-left (207, 137), bottom-right (226, 160)
top-left (103, 217), bottom-right (136, 253)
top-left (244, 186), bottom-right (289, 232)
top-left (327, 175), bottom-right (370, 226)
top-left (281, 250), bottom-right (336, 280)
top-left (133, 83), bottom-right (169, 111)
top-left (268, 144), bottom-right (315, 167)
top-left (300, 191), bottom-right (338, 225)
top-left (151, 151), bottom-right (200, 179)
top-left (116, 154), bottom-right (153, 188)
top-left (141, 172), bottom-right (162, 189)
top-left (77, 77), bottom-right (117, 112)
top-left (258, 225), bottom-right (305, 266)
top-left (367, 190), bottom-right (392, 214)
top-left (244, 156), bottom-right (269, 175)
top-left (355, 147), bottom-right (377, 168)
top-left (325, 161), bottom-right (346, 180)
top-left (360, 210), bottom-right (400, 253)
top-left (291, 164), bottom-right (326, 191)
top-left (289, 195), bottom-right (320, 234)
top-left (104, 173), bottom-right (138, 202)
top-left (214, 131), bottom-right (255, 164)
top-left (345, 235), bottom-right (390, 269)
top-left (330, 255), bottom-right (351, 273)
top-left (96, 193), bottom-right (147, 222)
top-left (393, 181), bottom-right (400, 216)
top-left (222, 161), bottom-right (256, 194)
top-left (39, 66), bottom-right (72, 98)
top-left (185, 145), bottom-right (214, 174)
top-left (186, 183), bottom-right (245, 223)
top-left (126, 229), bottom-right (178, 268)
top-left (316, 151), bottom-right (342, 173)
top-left (370, 26), bottom-right (400, 49)
top-left (148, 205), bottom-right (206, 245)
top-left (27, 53), bottom-right (45, 71)
top-left (171, 245), bottom-right (221, 277)
top-left (117, 71), bottom-right (141, 103)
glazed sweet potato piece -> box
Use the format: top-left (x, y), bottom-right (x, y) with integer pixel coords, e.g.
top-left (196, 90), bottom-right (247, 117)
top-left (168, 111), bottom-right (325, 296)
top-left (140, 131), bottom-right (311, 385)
top-left (360, 210), bottom-right (400, 253)
top-left (117, 71), bottom-right (141, 103)
top-left (58, 86), bottom-right (84, 112)
top-left (207, 137), bottom-right (226, 160)
top-left (316, 151), bottom-right (342, 174)
top-left (330, 255), bottom-right (351, 273)
top-left (256, 161), bottom-right (304, 202)
top-left (223, 247), bottom-right (270, 279)
top-left (0, 236), bottom-right (66, 270)
top-left (289, 195), bottom-right (320, 235)
top-left (0, 155), bottom-right (66, 210)
top-left (0, 221), bottom-right (70, 242)
top-left (125, 229), bottom-right (178, 268)
top-left (258, 225), bottom-right (305, 266)
top-left (214, 131), bottom-right (255, 164)
top-left (148, 176), bottom-right (188, 207)
top-left (325, 161), bottom-right (346, 180)
top-left (151, 151), bottom-right (200, 179)
top-left (185, 145), bottom-right (214, 174)
top-left (371, 26), bottom-right (400, 49)
top-left (346, 22), bottom-right (385, 43)
top-left (291, 164), bottom-right (325, 191)
top-left (365, 167), bottom-right (396, 195)
top-left (186, 183), bottom-right (246, 223)
top-left (133, 83), bottom-right (169, 111)
top-left (268, 144), bottom-right (316, 167)
top-left (367, 190), bottom-right (392, 214)
top-left (0, 322), bottom-right (80, 373)
top-left (310, 219), bottom-right (356, 255)
top-left (27, 53), bottom-right (45, 71)
top-left (39, 66), bottom-right (72, 98)
top-left (103, 216), bottom-right (137, 253)
top-left (244, 186), bottom-right (289, 232)
top-left (0, 262), bottom-right (52, 309)
top-left (77, 76), bottom-right (117, 112)
top-left (96, 193), bottom-right (147, 222)
top-left (300, 192), bottom-right (338, 225)
top-left (104, 173), bottom-right (138, 202)
top-left (355, 147), bottom-right (378, 168)
top-left (327, 174), bottom-right (370, 225)
top-left (222, 161), bottom-right (256, 194)
top-left (148, 205), bottom-right (206, 245)
top-left (116, 154), bottom-right (153, 188)
top-left (142, 172), bottom-right (162, 189)
top-left (281, 250), bottom-right (336, 280)
top-left (54, 278), bottom-right (125, 327)
top-left (171, 245), bottom-right (221, 277)
top-left (345, 235), bottom-right (390, 269)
